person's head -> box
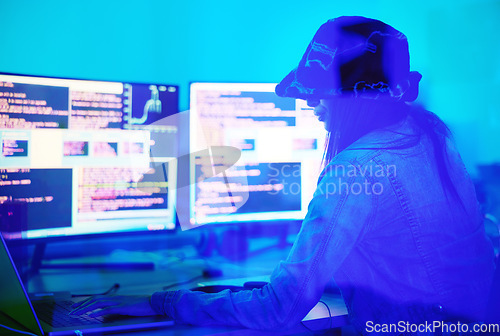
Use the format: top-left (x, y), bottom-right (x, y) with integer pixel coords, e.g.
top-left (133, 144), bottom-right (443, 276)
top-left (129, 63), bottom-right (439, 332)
top-left (276, 17), bottom-right (465, 209)
top-left (275, 16), bottom-right (421, 160)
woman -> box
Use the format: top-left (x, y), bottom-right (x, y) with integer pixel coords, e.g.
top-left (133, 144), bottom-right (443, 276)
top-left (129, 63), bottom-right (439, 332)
top-left (71, 16), bottom-right (495, 335)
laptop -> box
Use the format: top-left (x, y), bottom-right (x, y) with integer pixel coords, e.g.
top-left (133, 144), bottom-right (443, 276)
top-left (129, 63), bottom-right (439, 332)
top-left (0, 235), bottom-right (174, 336)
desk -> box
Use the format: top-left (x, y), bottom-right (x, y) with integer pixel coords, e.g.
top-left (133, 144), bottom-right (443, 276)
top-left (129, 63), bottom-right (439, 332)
top-left (18, 243), bottom-right (349, 335)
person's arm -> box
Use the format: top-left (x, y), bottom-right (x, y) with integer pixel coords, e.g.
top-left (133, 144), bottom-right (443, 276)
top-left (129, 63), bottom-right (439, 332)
top-left (70, 160), bottom-right (374, 330)
top-left (151, 161), bottom-right (375, 330)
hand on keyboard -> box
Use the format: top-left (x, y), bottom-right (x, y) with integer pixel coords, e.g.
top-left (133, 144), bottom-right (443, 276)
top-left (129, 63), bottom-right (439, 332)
top-left (69, 295), bottom-right (156, 317)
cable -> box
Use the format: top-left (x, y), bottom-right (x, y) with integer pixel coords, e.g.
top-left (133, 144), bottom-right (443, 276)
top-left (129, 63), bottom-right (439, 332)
top-left (319, 300), bottom-right (333, 330)
top-left (162, 275), bottom-right (204, 290)
top-left (71, 283), bottom-right (120, 297)
top-left (0, 323), bottom-right (38, 336)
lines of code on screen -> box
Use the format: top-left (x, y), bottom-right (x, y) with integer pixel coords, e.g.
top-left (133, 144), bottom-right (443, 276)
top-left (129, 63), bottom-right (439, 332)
top-left (0, 82), bottom-right (69, 129)
top-left (79, 167), bottom-right (169, 213)
top-left (195, 162), bottom-right (301, 218)
top-left (71, 90), bottom-right (123, 129)
top-left (194, 90), bottom-right (297, 147)
top-left (0, 169), bottom-right (72, 232)
top-left (0, 80), bottom-right (126, 130)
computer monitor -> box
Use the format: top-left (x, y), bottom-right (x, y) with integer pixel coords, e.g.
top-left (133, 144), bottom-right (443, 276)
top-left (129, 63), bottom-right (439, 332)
top-left (189, 82), bottom-right (327, 226)
top-left (0, 73), bottom-right (179, 241)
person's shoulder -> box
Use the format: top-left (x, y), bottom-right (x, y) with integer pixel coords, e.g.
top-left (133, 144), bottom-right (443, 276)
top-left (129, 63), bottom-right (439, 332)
top-left (322, 151), bottom-right (385, 183)
top-left (333, 144), bottom-right (383, 167)
top-left (349, 116), bottom-right (422, 157)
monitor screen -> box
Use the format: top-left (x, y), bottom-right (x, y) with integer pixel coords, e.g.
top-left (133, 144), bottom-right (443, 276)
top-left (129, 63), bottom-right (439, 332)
top-left (189, 83), bottom-right (327, 225)
top-left (0, 73), bottom-right (178, 240)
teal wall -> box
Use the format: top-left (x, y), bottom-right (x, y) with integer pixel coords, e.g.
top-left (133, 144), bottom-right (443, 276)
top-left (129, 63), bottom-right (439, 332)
top-left (1, 0), bottom-right (499, 174)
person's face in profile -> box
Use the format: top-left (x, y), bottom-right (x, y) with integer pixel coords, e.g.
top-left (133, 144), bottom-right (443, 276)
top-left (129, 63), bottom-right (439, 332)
top-left (307, 99), bottom-right (332, 131)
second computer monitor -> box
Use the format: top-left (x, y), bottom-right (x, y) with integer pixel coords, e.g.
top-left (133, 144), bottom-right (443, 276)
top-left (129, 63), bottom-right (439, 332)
top-left (189, 82), bottom-right (327, 225)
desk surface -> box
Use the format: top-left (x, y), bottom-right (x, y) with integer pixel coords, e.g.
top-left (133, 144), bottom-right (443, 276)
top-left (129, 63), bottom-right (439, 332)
top-left (16, 242), bottom-right (349, 335)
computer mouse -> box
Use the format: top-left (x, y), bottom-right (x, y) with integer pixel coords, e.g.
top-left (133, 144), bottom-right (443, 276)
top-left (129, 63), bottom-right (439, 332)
top-left (190, 285), bottom-right (245, 293)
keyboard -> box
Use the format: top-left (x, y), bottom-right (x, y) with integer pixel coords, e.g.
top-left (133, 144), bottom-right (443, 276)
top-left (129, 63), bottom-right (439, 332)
top-left (34, 300), bottom-right (104, 328)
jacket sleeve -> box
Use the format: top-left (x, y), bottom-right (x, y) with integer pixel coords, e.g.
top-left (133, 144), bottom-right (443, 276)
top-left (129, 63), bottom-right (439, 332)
top-left (151, 160), bottom-right (374, 330)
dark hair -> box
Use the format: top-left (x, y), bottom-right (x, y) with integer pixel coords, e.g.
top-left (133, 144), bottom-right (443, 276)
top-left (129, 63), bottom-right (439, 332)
top-left (322, 97), bottom-right (463, 206)
top-left (323, 97), bottom-right (409, 161)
